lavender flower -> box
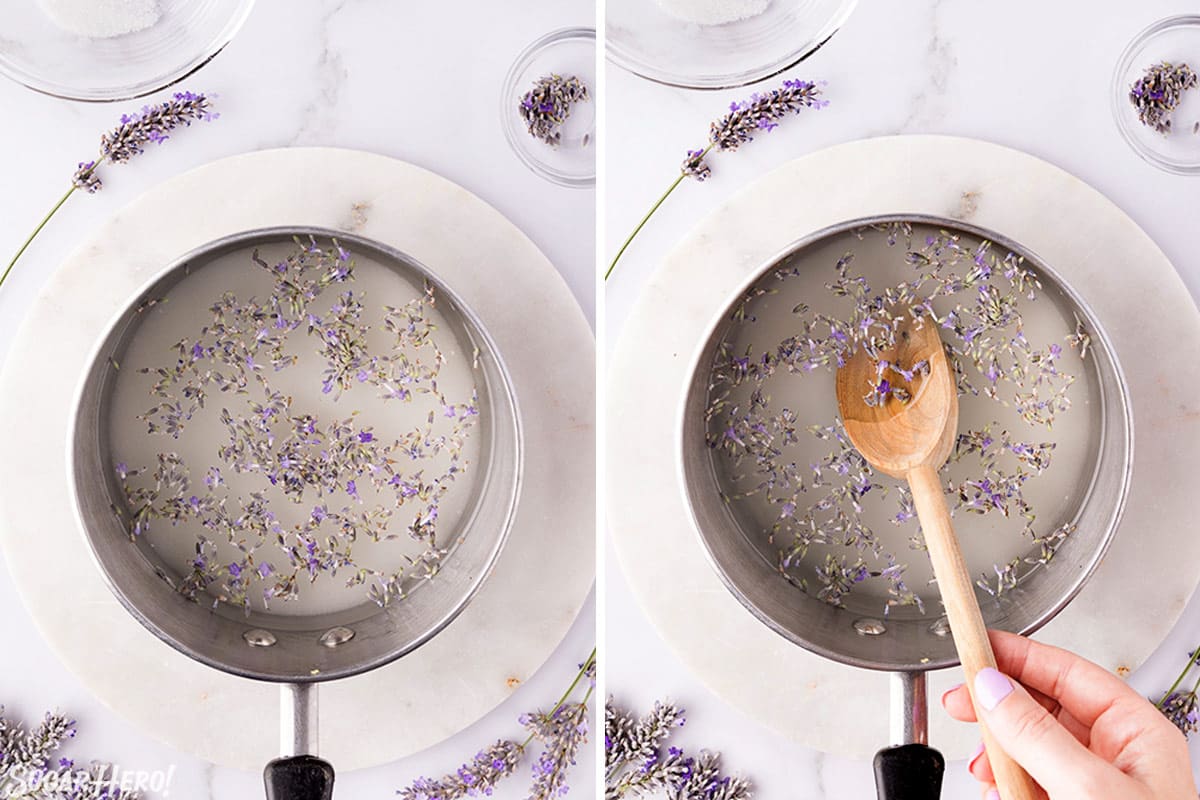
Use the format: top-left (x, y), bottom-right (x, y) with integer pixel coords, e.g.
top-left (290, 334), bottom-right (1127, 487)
top-left (607, 78), bottom-right (826, 279)
top-left (0, 707), bottom-right (139, 799)
top-left (2, 90), bottom-right (217, 297)
top-left (1155, 647), bottom-right (1200, 737)
top-left (1159, 691), bottom-right (1200, 735)
top-left (526, 703), bottom-right (590, 799)
top-left (399, 650), bottom-right (596, 800)
top-left (673, 752), bottom-right (751, 800)
top-left (682, 79), bottom-right (827, 180)
top-left (399, 741), bottom-right (523, 800)
top-left (605, 699), bottom-right (750, 800)
top-left (72, 91), bottom-right (217, 193)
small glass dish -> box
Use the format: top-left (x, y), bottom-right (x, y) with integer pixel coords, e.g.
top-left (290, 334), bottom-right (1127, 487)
top-left (0, 0), bottom-right (256, 102)
top-left (501, 27), bottom-right (596, 188)
top-left (607, 0), bottom-right (857, 90)
top-left (1113, 15), bottom-right (1200, 175)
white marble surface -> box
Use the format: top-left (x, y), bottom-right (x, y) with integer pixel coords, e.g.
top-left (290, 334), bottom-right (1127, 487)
top-left (0, 2), bottom-right (595, 799)
top-left (605, 1), bottom-right (1200, 797)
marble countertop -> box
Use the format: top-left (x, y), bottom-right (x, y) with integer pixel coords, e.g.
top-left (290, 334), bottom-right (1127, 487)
top-left (605, 1), bottom-right (1200, 796)
top-left (0, 1), bottom-right (594, 798)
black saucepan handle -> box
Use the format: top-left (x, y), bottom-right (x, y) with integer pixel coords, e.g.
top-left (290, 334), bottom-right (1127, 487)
top-left (874, 743), bottom-right (944, 800)
top-left (264, 755), bottom-right (335, 800)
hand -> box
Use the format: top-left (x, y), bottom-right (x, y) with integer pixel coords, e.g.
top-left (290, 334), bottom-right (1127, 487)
top-left (940, 630), bottom-right (1196, 800)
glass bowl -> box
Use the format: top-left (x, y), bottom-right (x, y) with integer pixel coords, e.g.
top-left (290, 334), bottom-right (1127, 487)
top-left (1112, 15), bottom-right (1200, 175)
top-left (607, 0), bottom-right (857, 89)
top-left (0, 0), bottom-right (256, 102)
top-left (500, 27), bottom-right (596, 188)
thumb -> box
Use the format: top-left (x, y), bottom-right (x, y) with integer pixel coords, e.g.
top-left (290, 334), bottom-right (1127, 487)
top-left (972, 667), bottom-right (1123, 798)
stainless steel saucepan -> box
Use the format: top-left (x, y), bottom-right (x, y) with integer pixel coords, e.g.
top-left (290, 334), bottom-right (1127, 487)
top-left (69, 227), bottom-right (522, 799)
top-left (680, 215), bottom-right (1132, 798)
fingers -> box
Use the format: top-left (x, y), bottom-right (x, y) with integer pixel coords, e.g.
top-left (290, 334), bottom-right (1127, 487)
top-left (970, 666), bottom-right (1128, 797)
top-left (943, 681), bottom-right (1060, 722)
top-left (985, 631), bottom-right (1156, 730)
top-left (968, 740), bottom-right (994, 783)
top-left (944, 681), bottom-right (1093, 747)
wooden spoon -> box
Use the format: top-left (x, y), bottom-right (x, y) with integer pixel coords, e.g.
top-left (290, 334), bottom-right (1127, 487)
top-left (835, 318), bottom-right (1039, 800)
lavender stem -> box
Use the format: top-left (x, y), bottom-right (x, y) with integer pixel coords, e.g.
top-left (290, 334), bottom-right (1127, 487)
top-left (0, 184), bottom-right (77, 291)
top-left (605, 169), bottom-right (690, 281)
top-left (1158, 648), bottom-right (1200, 710)
top-left (521, 647), bottom-right (597, 749)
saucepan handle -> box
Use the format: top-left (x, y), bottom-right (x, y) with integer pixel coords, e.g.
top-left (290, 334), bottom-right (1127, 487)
top-left (264, 756), bottom-right (335, 800)
top-left (874, 671), bottom-right (943, 799)
top-left (873, 744), bottom-right (944, 800)
top-left (265, 684), bottom-right (335, 799)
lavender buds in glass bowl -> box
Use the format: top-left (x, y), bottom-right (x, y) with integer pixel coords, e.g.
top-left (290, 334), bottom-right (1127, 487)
top-left (502, 28), bottom-right (596, 187)
top-left (1113, 15), bottom-right (1200, 174)
top-left (520, 74), bottom-right (591, 147)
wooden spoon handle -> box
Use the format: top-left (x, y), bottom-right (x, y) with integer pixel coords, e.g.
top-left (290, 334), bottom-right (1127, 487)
top-left (907, 464), bottom-right (1040, 800)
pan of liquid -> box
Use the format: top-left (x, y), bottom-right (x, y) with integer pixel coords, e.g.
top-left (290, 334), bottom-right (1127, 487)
top-left (69, 227), bottom-right (521, 799)
top-left (680, 215), bottom-right (1132, 798)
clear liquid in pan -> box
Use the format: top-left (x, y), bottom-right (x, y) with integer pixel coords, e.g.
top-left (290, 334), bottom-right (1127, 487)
top-left (704, 223), bottom-right (1102, 620)
top-left (105, 239), bottom-right (482, 617)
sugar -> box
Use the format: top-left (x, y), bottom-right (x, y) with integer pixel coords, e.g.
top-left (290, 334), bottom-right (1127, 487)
top-left (655, 0), bottom-right (770, 25)
top-left (38, 0), bottom-right (160, 39)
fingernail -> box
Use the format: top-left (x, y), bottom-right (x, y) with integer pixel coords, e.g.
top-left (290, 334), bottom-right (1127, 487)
top-left (967, 741), bottom-right (985, 770)
top-left (985, 790), bottom-right (1000, 800)
top-left (974, 667), bottom-right (1014, 711)
top-left (941, 683), bottom-right (964, 705)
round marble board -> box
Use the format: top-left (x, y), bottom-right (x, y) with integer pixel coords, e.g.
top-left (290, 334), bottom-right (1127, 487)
top-left (608, 135), bottom-right (1200, 761)
top-left (0, 147), bottom-right (595, 771)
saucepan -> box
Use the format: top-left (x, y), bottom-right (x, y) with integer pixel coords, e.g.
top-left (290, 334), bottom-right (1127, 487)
top-left (680, 214), bottom-right (1132, 798)
top-left (69, 227), bottom-right (522, 799)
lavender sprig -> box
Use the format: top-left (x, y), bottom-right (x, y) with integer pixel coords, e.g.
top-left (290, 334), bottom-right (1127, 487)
top-left (2, 91), bottom-right (217, 294)
top-left (399, 741), bottom-right (523, 800)
top-left (1155, 646), bottom-right (1200, 737)
top-left (605, 78), bottom-right (826, 280)
top-left (683, 80), bottom-right (827, 181)
top-left (399, 650), bottom-right (597, 800)
top-left (525, 702), bottom-right (590, 799)
top-left (0, 708), bottom-right (139, 799)
top-left (605, 700), bottom-right (751, 800)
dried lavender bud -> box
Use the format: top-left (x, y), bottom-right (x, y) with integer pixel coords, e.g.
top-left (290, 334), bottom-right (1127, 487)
top-left (682, 79), bottom-right (826, 181)
top-left (72, 91), bottom-right (217, 192)
top-left (680, 149), bottom-right (711, 182)
top-left (520, 74), bottom-right (590, 146)
top-left (71, 160), bottom-right (102, 194)
top-left (1129, 62), bottom-right (1197, 134)
top-left (399, 741), bottom-right (523, 800)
